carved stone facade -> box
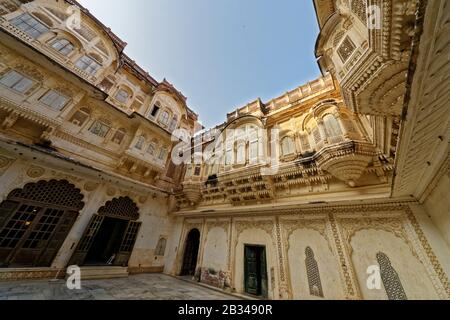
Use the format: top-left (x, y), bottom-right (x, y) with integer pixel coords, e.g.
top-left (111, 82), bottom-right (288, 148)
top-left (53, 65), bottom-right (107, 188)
top-left (0, 0), bottom-right (448, 300)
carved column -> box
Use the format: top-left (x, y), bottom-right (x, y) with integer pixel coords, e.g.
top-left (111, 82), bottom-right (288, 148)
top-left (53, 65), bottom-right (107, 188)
top-left (275, 217), bottom-right (290, 299)
top-left (327, 213), bottom-right (362, 299)
top-left (51, 183), bottom-right (107, 268)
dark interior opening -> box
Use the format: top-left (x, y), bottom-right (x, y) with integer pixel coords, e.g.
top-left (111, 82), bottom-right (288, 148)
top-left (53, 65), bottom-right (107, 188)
top-left (180, 229), bottom-right (200, 276)
top-left (84, 216), bottom-right (128, 265)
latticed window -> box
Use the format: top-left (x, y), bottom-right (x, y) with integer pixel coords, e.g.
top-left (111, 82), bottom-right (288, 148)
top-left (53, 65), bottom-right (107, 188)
top-left (169, 116), bottom-right (178, 132)
top-left (155, 238), bottom-right (167, 256)
top-left (89, 120), bottom-right (110, 138)
top-left (69, 108), bottom-right (90, 126)
top-left (147, 143), bottom-right (156, 155)
top-left (135, 136), bottom-right (145, 150)
top-left (352, 0), bottom-right (368, 25)
top-left (40, 90), bottom-right (70, 110)
top-left (377, 252), bottom-right (407, 300)
top-left (236, 142), bottom-right (246, 164)
top-left (51, 39), bottom-right (74, 56)
top-left (158, 147), bottom-right (168, 161)
top-left (10, 13), bottom-right (49, 39)
top-left (300, 133), bottom-right (311, 152)
top-left (305, 247), bottom-right (324, 298)
top-left (98, 197), bottom-right (140, 221)
top-left (75, 55), bottom-right (101, 75)
top-left (112, 128), bottom-right (126, 145)
top-left (0, 70), bottom-right (34, 93)
top-left (159, 111), bottom-right (170, 126)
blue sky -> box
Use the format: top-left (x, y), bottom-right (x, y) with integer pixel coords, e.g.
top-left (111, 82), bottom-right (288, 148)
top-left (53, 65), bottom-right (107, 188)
top-left (78, 0), bottom-right (321, 128)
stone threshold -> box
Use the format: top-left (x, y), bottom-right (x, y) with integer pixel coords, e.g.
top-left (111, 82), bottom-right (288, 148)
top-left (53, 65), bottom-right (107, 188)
top-left (171, 275), bottom-right (255, 300)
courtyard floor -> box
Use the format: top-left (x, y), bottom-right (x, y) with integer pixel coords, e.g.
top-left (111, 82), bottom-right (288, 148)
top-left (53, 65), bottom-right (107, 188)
top-left (0, 273), bottom-right (239, 300)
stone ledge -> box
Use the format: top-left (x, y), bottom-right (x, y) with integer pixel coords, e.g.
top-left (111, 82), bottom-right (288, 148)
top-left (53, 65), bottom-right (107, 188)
top-left (0, 267), bottom-right (65, 282)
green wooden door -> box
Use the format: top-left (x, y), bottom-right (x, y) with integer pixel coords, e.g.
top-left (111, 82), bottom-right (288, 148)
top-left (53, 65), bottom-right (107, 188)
top-left (244, 245), bottom-right (268, 297)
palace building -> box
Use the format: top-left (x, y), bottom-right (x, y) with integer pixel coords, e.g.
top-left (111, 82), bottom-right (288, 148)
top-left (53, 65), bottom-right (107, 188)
top-left (0, 0), bottom-right (448, 300)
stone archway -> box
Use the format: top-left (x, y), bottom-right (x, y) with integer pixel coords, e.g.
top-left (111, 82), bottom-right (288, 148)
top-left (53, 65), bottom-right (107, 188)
top-left (0, 180), bottom-right (84, 268)
top-left (180, 228), bottom-right (200, 276)
top-left (69, 197), bottom-right (141, 267)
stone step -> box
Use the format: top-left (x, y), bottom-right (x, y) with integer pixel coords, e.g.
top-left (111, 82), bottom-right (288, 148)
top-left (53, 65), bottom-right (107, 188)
top-left (74, 266), bottom-right (129, 280)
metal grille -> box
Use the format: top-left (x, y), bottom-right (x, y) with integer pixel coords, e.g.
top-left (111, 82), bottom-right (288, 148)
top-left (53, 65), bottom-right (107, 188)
top-left (9, 180), bottom-right (84, 210)
top-left (77, 215), bottom-right (104, 251)
top-left (120, 222), bottom-right (141, 253)
top-left (305, 247), bottom-right (324, 298)
top-left (377, 252), bottom-right (407, 300)
top-left (98, 197), bottom-right (139, 221)
top-left (0, 204), bottom-right (40, 248)
top-left (22, 209), bottom-right (64, 249)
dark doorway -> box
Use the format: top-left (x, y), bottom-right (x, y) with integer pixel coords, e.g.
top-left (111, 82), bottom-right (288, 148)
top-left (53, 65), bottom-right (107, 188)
top-left (84, 217), bottom-right (128, 265)
top-left (244, 245), bottom-right (268, 298)
top-left (181, 229), bottom-right (200, 276)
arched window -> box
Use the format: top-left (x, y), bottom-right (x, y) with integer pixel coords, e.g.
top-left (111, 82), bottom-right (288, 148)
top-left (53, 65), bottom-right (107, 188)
top-left (69, 107), bottom-right (90, 126)
top-left (305, 247), bottom-right (324, 298)
top-left (134, 136), bottom-right (145, 150)
top-left (51, 39), bottom-right (74, 56)
top-left (281, 136), bottom-right (295, 156)
top-left (112, 128), bottom-right (126, 145)
top-left (115, 89), bottom-right (129, 104)
top-left (159, 111), bottom-right (170, 126)
top-left (323, 114), bottom-right (342, 138)
top-left (169, 115), bottom-right (178, 132)
top-left (158, 147), bottom-right (168, 161)
top-left (377, 252), bottom-right (407, 300)
top-left (147, 142), bottom-right (156, 155)
top-left (249, 128), bottom-right (259, 163)
top-left (155, 238), bottom-right (167, 256)
top-left (236, 142), bottom-right (246, 165)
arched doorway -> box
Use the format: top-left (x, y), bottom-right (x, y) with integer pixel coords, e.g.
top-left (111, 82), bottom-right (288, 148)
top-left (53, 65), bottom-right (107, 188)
top-left (69, 197), bottom-right (141, 267)
top-left (0, 180), bottom-right (84, 268)
top-left (181, 228), bottom-right (200, 276)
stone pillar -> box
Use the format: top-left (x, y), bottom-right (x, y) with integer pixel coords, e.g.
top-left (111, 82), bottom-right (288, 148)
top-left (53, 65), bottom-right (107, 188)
top-left (51, 184), bottom-right (107, 268)
top-left (334, 110), bottom-right (350, 139)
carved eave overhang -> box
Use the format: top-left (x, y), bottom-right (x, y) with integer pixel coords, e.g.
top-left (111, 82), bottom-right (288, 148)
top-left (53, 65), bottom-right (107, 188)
top-left (0, 96), bottom-right (62, 128)
top-left (392, 0), bottom-right (450, 199)
top-left (65, 0), bottom-right (127, 55)
top-left (313, 0), bottom-right (337, 29)
top-left (120, 54), bottom-right (159, 89)
top-left (315, 11), bottom-right (341, 74)
top-left (155, 79), bottom-right (188, 108)
top-left (0, 137), bottom-right (169, 196)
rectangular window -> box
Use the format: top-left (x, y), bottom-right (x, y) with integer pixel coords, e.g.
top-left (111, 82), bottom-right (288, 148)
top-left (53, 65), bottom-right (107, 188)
top-left (0, 70), bottom-right (34, 93)
top-left (40, 90), bottom-right (69, 110)
top-left (89, 121), bottom-right (110, 138)
top-left (249, 140), bottom-right (258, 162)
top-left (75, 56), bottom-right (101, 75)
top-left (9, 13), bottom-right (49, 39)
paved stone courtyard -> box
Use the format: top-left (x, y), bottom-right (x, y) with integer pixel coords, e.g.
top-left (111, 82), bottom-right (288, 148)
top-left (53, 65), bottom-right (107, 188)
top-left (0, 274), bottom-right (238, 300)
